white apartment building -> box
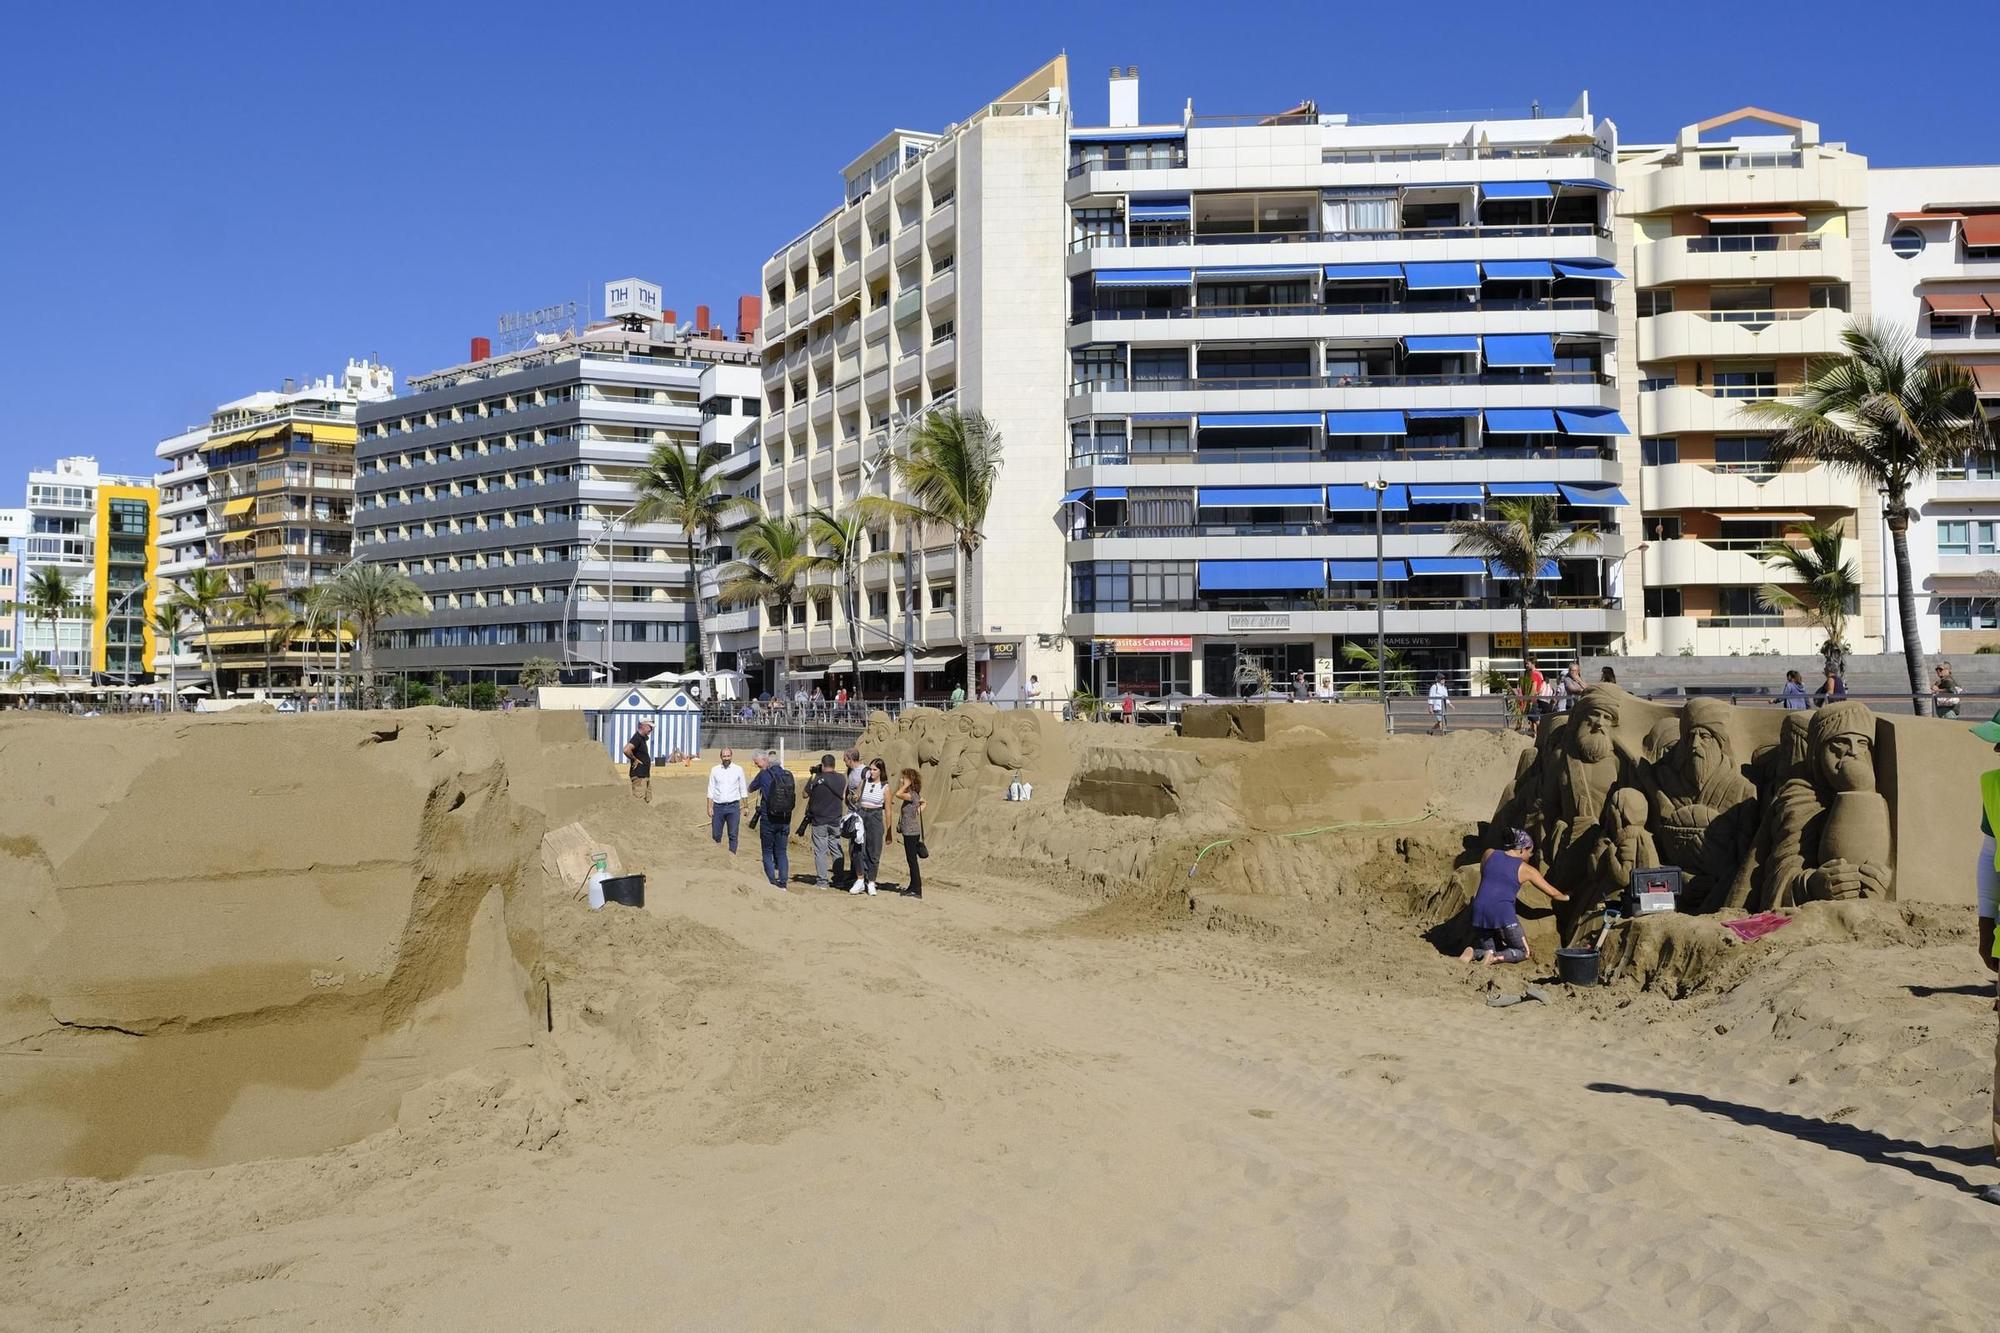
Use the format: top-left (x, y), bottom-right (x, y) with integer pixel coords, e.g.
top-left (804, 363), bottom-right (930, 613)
top-left (755, 56), bottom-right (1072, 700)
top-left (695, 360), bottom-right (765, 675)
top-left (1619, 109), bottom-right (1878, 656)
top-left (19, 457), bottom-right (152, 676)
top-left (1867, 166), bottom-right (2000, 655)
top-left (0, 509), bottom-right (26, 673)
top-left (1064, 73), bottom-right (1630, 696)
top-left (152, 422), bottom-right (211, 676)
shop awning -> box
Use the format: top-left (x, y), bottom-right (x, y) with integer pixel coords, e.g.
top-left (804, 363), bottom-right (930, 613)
top-left (1198, 412), bottom-right (1322, 429)
top-left (1128, 197), bottom-right (1191, 221)
top-left (1698, 210), bottom-right (1806, 224)
top-left (908, 652), bottom-right (964, 669)
top-left (1406, 407), bottom-right (1482, 419)
top-left (1489, 559), bottom-right (1561, 580)
top-left (1197, 486), bottom-right (1323, 508)
top-left (1484, 408), bottom-right (1559, 433)
top-left (1323, 262), bottom-right (1405, 281)
top-left (1487, 482), bottom-right (1560, 497)
top-left (1196, 559), bottom-right (1326, 591)
top-left (1973, 364), bottom-right (2000, 395)
top-left (1402, 261), bottom-right (1482, 290)
top-left (1058, 488), bottom-right (1091, 505)
top-left (1407, 557), bottom-right (1490, 575)
top-left (1553, 259), bottom-right (1625, 281)
top-left (1556, 179), bottom-right (1616, 191)
top-left (221, 496), bottom-right (256, 516)
top-left (200, 628), bottom-right (277, 648)
top-left (1481, 180), bottom-right (1553, 199)
top-left (1095, 486), bottom-right (1128, 500)
top-left (1924, 291), bottom-right (1997, 314)
top-left (1481, 259), bottom-right (1556, 281)
top-left (1557, 483), bottom-right (1630, 506)
top-left (1328, 559), bottom-right (1409, 582)
top-left (1408, 482), bottom-right (1486, 504)
top-left (1196, 264), bottom-right (1322, 281)
top-left (1962, 215), bottom-right (2000, 247)
top-left (1326, 484), bottom-right (1410, 511)
top-left (1483, 334), bottom-right (1556, 368)
top-left (1323, 409), bottom-right (1407, 435)
top-left (1095, 268), bottom-right (1192, 287)
top-left (1556, 408), bottom-right (1631, 436)
top-left (1403, 335), bottom-right (1481, 355)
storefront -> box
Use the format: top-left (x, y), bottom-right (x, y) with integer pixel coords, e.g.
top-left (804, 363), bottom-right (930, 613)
top-left (1199, 639), bottom-right (1316, 696)
top-left (1075, 635), bottom-right (1194, 698)
top-left (1334, 633), bottom-right (1467, 684)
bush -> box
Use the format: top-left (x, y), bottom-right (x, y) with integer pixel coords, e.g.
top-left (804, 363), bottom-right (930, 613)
top-left (1977, 643), bottom-right (2000, 655)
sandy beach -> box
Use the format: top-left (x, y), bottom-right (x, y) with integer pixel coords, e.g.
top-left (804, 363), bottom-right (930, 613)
top-left (2, 705), bottom-right (1996, 1330)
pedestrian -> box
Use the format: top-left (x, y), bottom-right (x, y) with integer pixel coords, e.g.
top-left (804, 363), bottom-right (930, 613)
top-left (1970, 707), bottom-right (2000, 1204)
top-left (890, 767), bottom-right (927, 898)
top-left (623, 720), bottom-right (654, 802)
top-left (1558, 662), bottom-right (1585, 714)
top-left (1122, 689), bottom-right (1136, 723)
top-left (705, 746), bottom-right (748, 854)
top-left (849, 757), bottom-right (889, 896)
top-left (797, 752), bottom-right (846, 889)
top-left (1027, 674), bottom-right (1041, 707)
top-left (1529, 659), bottom-right (1554, 722)
top-left (1427, 674), bottom-right (1452, 734)
top-left (1599, 666), bottom-right (1617, 686)
top-left (950, 681), bottom-right (966, 709)
top-left (1780, 669), bottom-right (1809, 710)
top-left (978, 685), bottom-right (994, 703)
top-left (1815, 638), bottom-right (1848, 706)
top-left (1460, 829), bottom-right (1570, 966)
top-left (1935, 662), bottom-right (1963, 719)
top-left (747, 751), bottom-right (796, 890)
top-left (840, 746), bottom-right (865, 884)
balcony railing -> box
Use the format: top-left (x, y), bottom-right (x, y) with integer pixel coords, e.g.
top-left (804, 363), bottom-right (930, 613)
top-left (1078, 519), bottom-right (1604, 539)
top-left (1074, 594), bottom-right (1618, 615)
top-left (1648, 307), bottom-right (1824, 326)
top-left (1315, 141), bottom-right (1610, 163)
top-left (1069, 222), bottom-right (1611, 252)
top-left (1068, 369), bottom-right (1610, 395)
top-left (1073, 296), bottom-right (1612, 324)
top-left (1638, 382), bottom-right (1803, 400)
top-left (1068, 151), bottom-right (1189, 178)
top-left (1681, 233), bottom-right (1823, 254)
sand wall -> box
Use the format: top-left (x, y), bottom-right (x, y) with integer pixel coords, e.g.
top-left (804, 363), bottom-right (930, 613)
top-left (0, 708), bottom-right (621, 1184)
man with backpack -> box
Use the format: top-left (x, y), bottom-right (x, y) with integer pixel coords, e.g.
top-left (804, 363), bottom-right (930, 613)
top-left (747, 751), bottom-right (796, 891)
top-left (797, 752), bottom-right (847, 889)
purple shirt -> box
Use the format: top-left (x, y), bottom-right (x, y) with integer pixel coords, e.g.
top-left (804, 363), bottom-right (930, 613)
top-left (1472, 854), bottom-right (1525, 930)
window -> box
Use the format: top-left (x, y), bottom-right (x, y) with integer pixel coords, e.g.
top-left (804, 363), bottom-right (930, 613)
top-left (1809, 283), bottom-right (1851, 311)
top-left (929, 583), bottom-right (955, 613)
top-left (1712, 367), bottom-right (1776, 398)
top-left (1069, 420), bottom-right (1128, 463)
top-left (1127, 488), bottom-right (1195, 529)
top-left (1132, 347), bottom-right (1190, 382)
top-left (1888, 227), bottom-right (1924, 259)
top-left (1716, 587), bottom-right (1767, 617)
top-left (1131, 424), bottom-right (1190, 457)
top-left (1939, 597), bottom-right (2000, 630)
top-left (1939, 521), bottom-right (2000, 555)
top-left (1320, 189), bottom-right (1398, 235)
top-left (1071, 346), bottom-right (1124, 389)
top-left (1197, 346), bottom-right (1308, 381)
top-left (930, 321), bottom-right (954, 343)
top-left (1637, 288), bottom-right (1675, 317)
top-left (1715, 436), bottom-right (1774, 476)
top-left (1709, 285), bottom-right (1773, 313)
top-left (868, 590), bottom-right (888, 619)
top-left (1072, 207), bottom-right (1123, 248)
top-left (1644, 587), bottom-right (1683, 617)
top-left (1071, 560), bottom-right (1196, 613)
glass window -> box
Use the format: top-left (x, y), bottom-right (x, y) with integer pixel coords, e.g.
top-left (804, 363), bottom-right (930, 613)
top-left (1321, 189), bottom-right (1398, 235)
top-left (1644, 587), bottom-right (1683, 617)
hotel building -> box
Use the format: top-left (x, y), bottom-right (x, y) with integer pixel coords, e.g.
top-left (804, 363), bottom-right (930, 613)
top-left (1866, 166), bottom-right (2000, 655)
top-left (1063, 72), bottom-right (1631, 695)
top-left (695, 360), bottom-right (766, 677)
top-left (754, 57), bottom-right (1072, 699)
top-left (1618, 110), bottom-right (1878, 656)
top-left (354, 289), bottom-right (760, 684)
top-left (18, 457), bottom-right (156, 679)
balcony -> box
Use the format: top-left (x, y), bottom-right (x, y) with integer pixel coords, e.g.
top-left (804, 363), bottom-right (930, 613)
top-left (863, 305), bottom-right (890, 341)
top-left (929, 200), bottom-right (957, 246)
top-left (863, 366), bottom-right (891, 402)
top-left (1637, 307), bottom-right (1845, 362)
top-left (1644, 536), bottom-right (1861, 589)
top-left (1641, 459), bottom-right (1859, 511)
top-left (1638, 383), bottom-right (1802, 436)
top-left (864, 246), bottom-right (890, 282)
top-left (785, 294), bottom-right (808, 328)
top-left (836, 260), bottom-right (861, 301)
top-left (809, 335), bottom-right (834, 368)
top-left (894, 224), bottom-right (924, 266)
top-left (810, 390), bottom-right (834, 422)
top-left (1069, 221), bottom-right (1613, 260)
top-left (1652, 616), bottom-right (1829, 658)
top-left (1636, 232), bottom-right (1850, 287)
top-left (1933, 474), bottom-right (2000, 502)
top-left (893, 353), bottom-right (923, 391)
top-left (834, 378), bottom-right (861, 414)
top-left (926, 336), bottom-right (957, 379)
top-left (926, 269), bottom-right (958, 310)
top-left (761, 301), bottom-right (787, 339)
top-left (810, 277), bottom-right (834, 313)
top-left (1623, 153), bottom-right (1867, 216)
top-left (892, 288), bottom-right (923, 325)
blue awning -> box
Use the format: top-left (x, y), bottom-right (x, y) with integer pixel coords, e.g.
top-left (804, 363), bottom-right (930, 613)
top-left (1058, 488), bottom-right (1091, 505)
top-left (1482, 180), bottom-right (1554, 199)
top-left (1553, 259), bottom-right (1625, 282)
top-left (1324, 409), bottom-right (1407, 435)
top-left (1073, 127), bottom-right (1187, 142)
top-left (1323, 262), bottom-right (1405, 281)
top-left (1326, 484), bottom-right (1410, 512)
top-left (1556, 179), bottom-right (1616, 191)
top-left (1407, 557), bottom-right (1490, 575)
top-left (1095, 487), bottom-right (1128, 500)
top-left (1095, 268), bottom-right (1192, 287)
top-left (1406, 407), bottom-right (1482, 419)
top-left (1557, 484), bottom-right (1629, 506)
top-left (1489, 559), bottom-right (1561, 580)
top-left (1487, 482), bottom-right (1561, 497)
top-left (1483, 408), bottom-right (1559, 434)
top-left (1481, 259), bottom-right (1556, 281)
top-left (1198, 412), bottom-right (1322, 429)
top-left (1196, 265), bottom-right (1322, 280)
top-left (1483, 334), bottom-right (1557, 368)
top-left (1197, 486), bottom-right (1323, 508)
top-left (1328, 559), bottom-right (1410, 582)
top-left (1128, 197), bottom-right (1191, 221)
top-left (1197, 559), bottom-right (1326, 591)
top-left (1556, 408), bottom-right (1630, 436)
top-left (1403, 335), bottom-right (1481, 354)
top-left (1402, 261), bottom-right (1482, 290)
top-left (1409, 482), bottom-right (1486, 504)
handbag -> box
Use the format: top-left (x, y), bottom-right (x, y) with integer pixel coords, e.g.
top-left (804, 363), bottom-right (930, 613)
top-left (914, 802), bottom-right (930, 859)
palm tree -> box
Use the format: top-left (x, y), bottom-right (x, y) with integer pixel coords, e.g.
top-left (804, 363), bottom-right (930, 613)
top-left (517, 656), bottom-right (564, 692)
top-left (718, 514), bottom-right (811, 700)
top-left (1449, 497), bottom-right (1598, 699)
top-left (859, 409), bottom-right (1002, 695)
top-left (628, 441), bottom-right (748, 681)
top-left (12, 568), bottom-right (78, 679)
top-left (149, 601), bottom-right (187, 706)
top-left (1742, 320), bottom-right (1996, 714)
top-left (320, 563), bottom-right (428, 707)
top-left (169, 569), bottom-right (231, 680)
top-left (807, 507), bottom-right (871, 700)
top-left (1756, 521), bottom-right (1861, 650)
top-left (6, 652), bottom-right (58, 687)
top-left (233, 580), bottom-right (284, 693)
top-left (1339, 641), bottom-right (1418, 697)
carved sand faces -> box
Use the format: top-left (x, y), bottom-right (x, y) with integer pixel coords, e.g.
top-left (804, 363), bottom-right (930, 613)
top-left (1488, 688), bottom-right (1895, 942)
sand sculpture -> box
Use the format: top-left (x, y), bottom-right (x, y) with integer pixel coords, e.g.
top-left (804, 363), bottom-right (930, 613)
top-left (856, 704), bottom-right (1067, 821)
top-left (1490, 688), bottom-right (1898, 942)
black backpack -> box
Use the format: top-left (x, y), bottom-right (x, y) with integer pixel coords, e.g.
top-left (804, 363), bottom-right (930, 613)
top-left (763, 767), bottom-right (797, 821)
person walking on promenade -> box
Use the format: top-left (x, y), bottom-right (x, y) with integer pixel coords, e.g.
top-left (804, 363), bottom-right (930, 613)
top-left (798, 753), bottom-right (846, 889)
top-left (748, 752), bottom-right (796, 890)
top-left (949, 682), bottom-right (966, 709)
top-left (891, 767), bottom-right (928, 899)
top-left (1970, 708), bottom-right (2000, 1203)
top-left (849, 757), bottom-right (890, 896)
top-left (1781, 669), bottom-right (1810, 710)
top-left (706, 746), bottom-right (748, 854)
top-left (1558, 662), bottom-right (1586, 714)
top-left (1460, 829), bottom-right (1569, 966)
top-left (1427, 674), bottom-right (1452, 735)
top-left (1936, 662), bottom-right (1963, 720)
top-left (623, 720), bottom-right (654, 802)
top-left (838, 746), bottom-right (865, 886)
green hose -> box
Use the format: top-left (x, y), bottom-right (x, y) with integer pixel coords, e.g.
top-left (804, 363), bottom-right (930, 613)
top-left (1187, 804), bottom-right (1444, 877)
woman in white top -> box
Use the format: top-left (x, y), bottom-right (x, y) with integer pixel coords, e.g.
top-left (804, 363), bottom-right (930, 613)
top-left (850, 757), bottom-right (890, 896)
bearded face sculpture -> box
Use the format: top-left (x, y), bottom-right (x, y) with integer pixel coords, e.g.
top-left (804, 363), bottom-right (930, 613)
top-left (1642, 698), bottom-right (1759, 906)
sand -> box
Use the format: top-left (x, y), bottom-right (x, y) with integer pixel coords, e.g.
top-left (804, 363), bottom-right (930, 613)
top-left (2, 705), bottom-right (1997, 1329)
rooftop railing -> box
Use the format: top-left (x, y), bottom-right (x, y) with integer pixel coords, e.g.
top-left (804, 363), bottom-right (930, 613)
top-left (1682, 233), bottom-right (1824, 254)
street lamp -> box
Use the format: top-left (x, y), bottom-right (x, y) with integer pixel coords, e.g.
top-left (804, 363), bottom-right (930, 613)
top-left (1365, 478), bottom-right (1390, 731)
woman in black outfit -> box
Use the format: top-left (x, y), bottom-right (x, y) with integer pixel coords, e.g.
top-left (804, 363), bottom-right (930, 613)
top-left (890, 767), bottom-right (927, 898)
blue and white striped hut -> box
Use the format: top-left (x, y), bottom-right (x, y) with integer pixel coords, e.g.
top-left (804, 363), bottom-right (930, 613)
top-left (594, 687), bottom-right (702, 765)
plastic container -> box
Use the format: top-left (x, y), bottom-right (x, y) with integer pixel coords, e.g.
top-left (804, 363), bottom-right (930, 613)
top-left (600, 874), bottom-right (646, 908)
top-left (1555, 947), bottom-right (1600, 987)
top-left (586, 854), bottom-right (610, 910)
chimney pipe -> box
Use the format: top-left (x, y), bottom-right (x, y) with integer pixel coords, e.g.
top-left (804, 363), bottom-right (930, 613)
top-left (1108, 64), bottom-right (1140, 128)
top-left (661, 309), bottom-right (677, 327)
top-left (737, 294), bottom-right (763, 341)
top-left (470, 336), bottom-right (491, 363)
top-left (694, 304), bottom-right (711, 333)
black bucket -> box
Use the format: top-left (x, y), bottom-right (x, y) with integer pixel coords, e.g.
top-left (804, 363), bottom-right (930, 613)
top-left (600, 874), bottom-right (646, 908)
top-left (1555, 947), bottom-right (1600, 987)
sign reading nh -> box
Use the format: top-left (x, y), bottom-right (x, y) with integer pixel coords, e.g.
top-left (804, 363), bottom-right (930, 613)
top-left (604, 278), bottom-right (662, 320)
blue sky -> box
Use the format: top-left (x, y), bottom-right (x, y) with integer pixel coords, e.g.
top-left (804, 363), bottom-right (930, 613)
top-left (0, 0), bottom-right (1979, 480)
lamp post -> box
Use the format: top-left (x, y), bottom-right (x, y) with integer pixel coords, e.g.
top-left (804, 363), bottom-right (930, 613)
top-left (1365, 478), bottom-right (1389, 731)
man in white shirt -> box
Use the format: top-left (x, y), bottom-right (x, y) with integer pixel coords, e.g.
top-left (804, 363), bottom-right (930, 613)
top-left (1428, 675), bottom-right (1452, 735)
top-left (706, 747), bottom-right (749, 854)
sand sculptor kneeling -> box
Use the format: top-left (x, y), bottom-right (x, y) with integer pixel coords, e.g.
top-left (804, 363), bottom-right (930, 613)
top-left (1462, 829), bottom-right (1570, 966)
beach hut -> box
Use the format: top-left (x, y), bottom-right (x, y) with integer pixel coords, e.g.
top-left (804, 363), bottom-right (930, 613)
top-left (591, 688), bottom-right (703, 765)
top-left (655, 689), bottom-right (701, 759)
